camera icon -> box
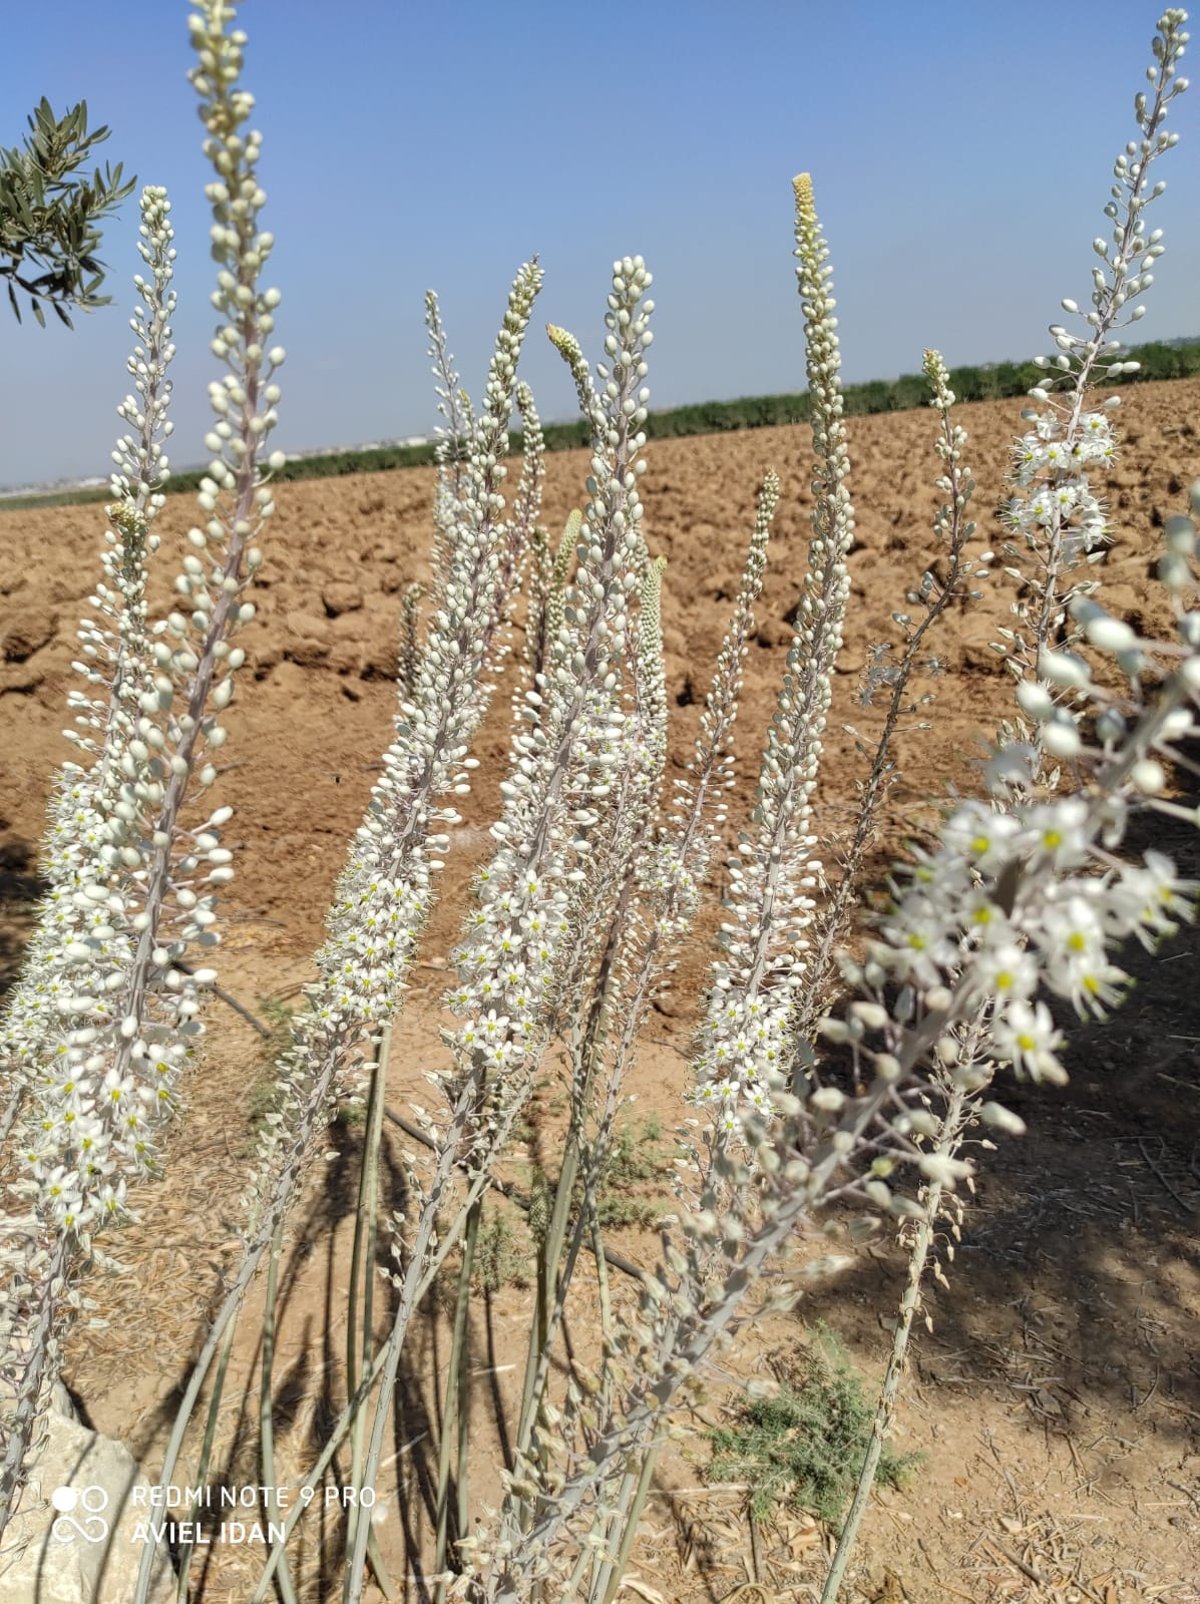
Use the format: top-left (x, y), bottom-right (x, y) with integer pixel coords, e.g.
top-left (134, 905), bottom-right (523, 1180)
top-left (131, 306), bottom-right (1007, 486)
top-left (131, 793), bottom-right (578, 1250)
top-left (50, 1485), bottom-right (111, 1544)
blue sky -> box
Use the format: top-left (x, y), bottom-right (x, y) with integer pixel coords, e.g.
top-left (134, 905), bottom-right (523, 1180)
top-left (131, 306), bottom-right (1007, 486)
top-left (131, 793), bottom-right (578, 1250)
top-left (1, 0), bottom-right (1195, 486)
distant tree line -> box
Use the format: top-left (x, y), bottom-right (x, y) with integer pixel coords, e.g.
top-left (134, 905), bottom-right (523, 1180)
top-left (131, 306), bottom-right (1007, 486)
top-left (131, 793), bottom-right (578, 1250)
top-left (5, 335), bottom-right (1199, 511)
top-left (275, 334), bottom-right (1200, 482)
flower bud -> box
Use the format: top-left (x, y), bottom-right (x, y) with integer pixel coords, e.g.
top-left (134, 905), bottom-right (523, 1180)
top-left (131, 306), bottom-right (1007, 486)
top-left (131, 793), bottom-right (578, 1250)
top-left (1041, 720), bottom-right (1082, 759)
top-left (1037, 648), bottom-right (1091, 690)
top-left (980, 1102), bottom-right (1027, 1136)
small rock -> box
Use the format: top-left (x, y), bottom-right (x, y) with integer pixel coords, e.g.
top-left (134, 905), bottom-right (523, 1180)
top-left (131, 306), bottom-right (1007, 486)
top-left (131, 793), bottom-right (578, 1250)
top-left (330, 611), bottom-right (367, 642)
top-left (756, 619), bottom-right (793, 649)
top-left (702, 570), bottom-right (739, 602)
top-left (249, 642), bottom-right (281, 678)
top-left (283, 611), bottom-right (331, 667)
top-left (322, 581), bottom-right (364, 618)
top-left (360, 636), bottom-right (399, 679)
top-left (1, 608), bottom-right (56, 663)
top-left (0, 663), bottom-right (45, 695)
top-left (328, 641), bottom-right (365, 676)
top-left (0, 1384), bottom-right (175, 1602)
top-left (47, 580), bottom-right (88, 605)
top-left (284, 609), bottom-right (330, 641)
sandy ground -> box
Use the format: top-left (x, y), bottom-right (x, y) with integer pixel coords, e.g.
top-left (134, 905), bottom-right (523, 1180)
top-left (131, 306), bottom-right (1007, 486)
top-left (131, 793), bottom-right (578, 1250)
top-left (2, 377), bottom-right (1200, 1602)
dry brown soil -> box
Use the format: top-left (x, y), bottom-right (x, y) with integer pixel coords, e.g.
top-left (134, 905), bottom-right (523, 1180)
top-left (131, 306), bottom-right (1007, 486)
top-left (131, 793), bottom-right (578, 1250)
top-left (2, 378), bottom-right (1200, 1603)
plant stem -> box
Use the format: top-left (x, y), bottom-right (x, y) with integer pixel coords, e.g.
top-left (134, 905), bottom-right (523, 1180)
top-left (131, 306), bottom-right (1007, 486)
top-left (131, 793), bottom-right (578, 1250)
top-left (595, 1442), bottom-right (661, 1604)
top-left (456, 1204), bottom-right (481, 1552)
top-left (260, 1221), bottom-right (299, 1604)
top-left (175, 1309), bottom-right (239, 1604)
top-left (434, 1198), bottom-right (481, 1598)
top-left (345, 1029), bottom-right (394, 1602)
top-left (818, 1081), bottom-right (968, 1604)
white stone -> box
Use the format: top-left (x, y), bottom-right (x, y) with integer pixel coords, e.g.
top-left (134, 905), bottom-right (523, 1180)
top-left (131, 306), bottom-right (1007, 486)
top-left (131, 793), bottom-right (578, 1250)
top-left (0, 1385), bottom-right (175, 1603)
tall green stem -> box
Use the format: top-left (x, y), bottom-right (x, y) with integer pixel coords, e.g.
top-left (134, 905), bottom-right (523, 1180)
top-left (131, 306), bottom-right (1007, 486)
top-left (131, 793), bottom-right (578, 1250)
top-left (819, 1081), bottom-right (969, 1604)
top-left (344, 1028), bottom-right (394, 1604)
top-left (174, 1305), bottom-right (239, 1604)
top-left (260, 1221), bottom-right (299, 1604)
top-left (434, 1198), bottom-right (481, 1597)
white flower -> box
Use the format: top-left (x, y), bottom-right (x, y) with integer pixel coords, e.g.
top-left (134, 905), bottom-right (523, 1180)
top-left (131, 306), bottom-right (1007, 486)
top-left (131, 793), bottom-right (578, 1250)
top-left (879, 893), bottom-right (959, 985)
top-left (1107, 850), bottom-right (1196, 945)
top-left (992, 1001), bottom-right (1065, 1081)
top-left (975, 943), bottom-right (1038, 1005)
top-left (1038, 894), bottom-right (1106, 986)
top-left (1060, 953), bottom-right (1128, 1019)
top-left (1019, 796), bottom-right (1090, 870)
top-left (942, 805), bottom-right (1020, 873)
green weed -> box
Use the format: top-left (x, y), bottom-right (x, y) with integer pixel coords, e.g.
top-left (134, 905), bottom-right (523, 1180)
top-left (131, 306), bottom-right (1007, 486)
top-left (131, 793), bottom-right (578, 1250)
top-left (709, 1326), bottom-right (920, 1526)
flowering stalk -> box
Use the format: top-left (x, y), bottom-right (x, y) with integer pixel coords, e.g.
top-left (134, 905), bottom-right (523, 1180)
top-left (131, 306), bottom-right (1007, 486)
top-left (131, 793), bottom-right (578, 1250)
top-left (694, 174), bottom-right (852, 1138)
top-left (1, 0), bottom-right (284, 1545)
top-left (18, 0), bottom-right (284, 1211)
top-left (824, 31), bottom-right (1191, 1574)
top-left (469, 543), bottom-right (1200, 1597)
top-left (136, 258), bottom-right (544, 1604)
top-left (999, 8), bottom-right (1188, 732)
top-left (535, 506), bottom-right (774, 1599)
top-left (343, 262), bottom-right (656, 1599)
top-left (427, 286), bottom-right (474, 549)
top-left (817, 38), bottom-right (1192, 1585)
top-left (0, 185), bottom-right (176, 1145)
top-left (244, 260), bottom-right (542, 1224)
top-left (497, 179), bottom-right (856, 1582)
top-left (511, 554), bottom-right (672, 1488)
top-left (436, 275), bottom-right (652, 1138)
top-left (496, 184), bottom-right (848, 1584)
top-left (481, 180), bottom-right (852, 1591)
top-left (513, 476), bottom-right (778, 1502)
top-left (492, 380), bottom-right (546, 673)
top-left (818, 1064), bottom-right (976, 1604)
top-left (639, 474), bottom-right (778, 975)
top-left (512, 354), bottom-right (663, 1483)
top-left (547, 549), bottom-right (668, 1050)
top-left (790, 350), bottom-right (982, 1075)
top-left (397, 579), bottom-right (424, 698)
top-left (0, 189), bottom-right (178, 1534)
top-left (811, 506), bottom-right (1199, 1596)
top-left (577, 479), bottom-right (779, 1173)
top-left (525, 510), bottom-right (575, 682)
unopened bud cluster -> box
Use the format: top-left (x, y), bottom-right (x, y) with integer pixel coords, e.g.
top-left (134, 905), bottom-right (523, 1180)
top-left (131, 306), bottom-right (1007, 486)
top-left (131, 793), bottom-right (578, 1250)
top-left (3, 0), bottom-right (283, 1242)
top-left (648, 473), bottom-right (776, 951)
top-left (247, 263), bottom-right (546, 1221)
top-left (694, 179), bottom-right (850, 1135)
top-left (999, 8), bottom-right (1188, 709)
top-left (441, 259), bottom-right (654, 1113)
